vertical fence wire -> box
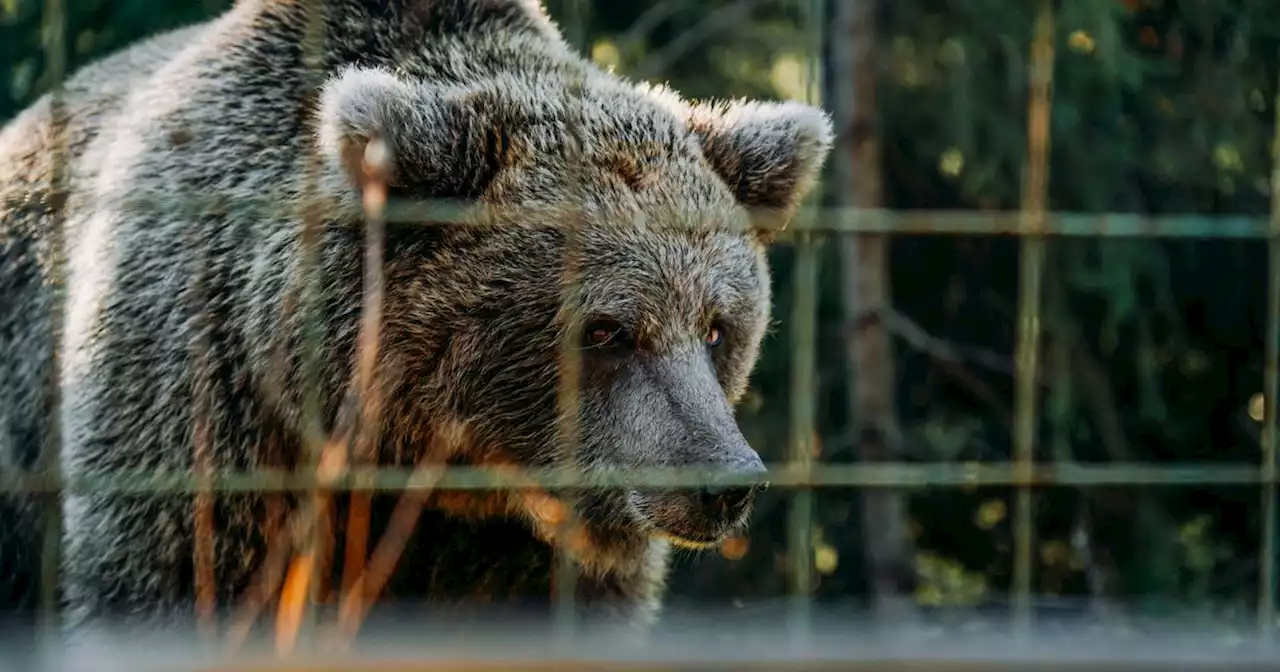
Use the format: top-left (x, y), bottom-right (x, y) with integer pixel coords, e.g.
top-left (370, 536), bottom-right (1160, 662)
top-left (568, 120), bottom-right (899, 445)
top-left (220, 3), bottom-right (337, 654)
top-left (37, 0), bottom-right (68, 648)
top-left (1260, 59), bottom-right (1280, 636)
top-left (785, 201), bottom-right (819, 647)
top-left (551, 209), bottom-right (585, 652)
top-left (278, 0), bottom-right (335, 653)
top-left (552, 0), bottom-right (592, 651)
top-left (784, 0), bottom-right (826, 647)
top-left (1011, 0), bottom-right (1056, 634)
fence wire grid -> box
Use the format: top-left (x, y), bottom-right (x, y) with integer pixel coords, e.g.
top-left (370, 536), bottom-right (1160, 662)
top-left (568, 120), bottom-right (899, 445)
top-left (2, 0), bottom-right (1280, 669)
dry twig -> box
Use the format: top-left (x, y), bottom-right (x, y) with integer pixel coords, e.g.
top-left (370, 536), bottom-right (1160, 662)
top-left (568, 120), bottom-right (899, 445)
top-left (337, 136), bottom-right (392, 637)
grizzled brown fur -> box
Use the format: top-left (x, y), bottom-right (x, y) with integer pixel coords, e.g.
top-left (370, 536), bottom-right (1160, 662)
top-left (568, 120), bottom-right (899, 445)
top-left (0, 0), bottom-right (832, 638)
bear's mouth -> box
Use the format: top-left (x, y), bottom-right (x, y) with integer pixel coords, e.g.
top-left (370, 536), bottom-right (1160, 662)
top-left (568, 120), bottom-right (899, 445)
top-left (520, 488), bottom-right (744, 553)
top-left (652, 529), bottom-right (722, 550)
top-left (628, 487), bottom-right (755, 552)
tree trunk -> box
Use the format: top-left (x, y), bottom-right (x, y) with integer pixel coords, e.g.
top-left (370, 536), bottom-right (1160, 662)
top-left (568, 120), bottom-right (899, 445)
top-left (825, 0), bottom-right (915, 617)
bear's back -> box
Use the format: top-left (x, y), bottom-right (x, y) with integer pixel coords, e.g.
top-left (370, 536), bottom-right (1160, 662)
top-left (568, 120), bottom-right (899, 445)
top-left (0, 17), bottom-right (220, 399)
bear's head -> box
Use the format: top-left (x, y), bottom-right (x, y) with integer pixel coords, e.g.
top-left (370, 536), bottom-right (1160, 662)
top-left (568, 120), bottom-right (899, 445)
top-left (315, 61), bottom-right (832, 571)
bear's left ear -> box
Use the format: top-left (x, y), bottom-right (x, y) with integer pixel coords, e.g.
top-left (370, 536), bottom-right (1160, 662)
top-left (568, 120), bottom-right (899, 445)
top-left (687, 99), bottom-right (834, 240)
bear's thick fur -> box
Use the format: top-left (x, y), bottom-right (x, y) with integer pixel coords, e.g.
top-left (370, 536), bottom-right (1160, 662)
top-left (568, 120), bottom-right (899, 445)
top-left (0, 0), bottom-right (832, 640)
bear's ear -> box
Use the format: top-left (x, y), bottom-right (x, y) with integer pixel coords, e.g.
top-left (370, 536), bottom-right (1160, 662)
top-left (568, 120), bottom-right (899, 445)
top-left (314, 66), bottom-right (509, 206)
top-left (687, 99), bottom-right (834, 240)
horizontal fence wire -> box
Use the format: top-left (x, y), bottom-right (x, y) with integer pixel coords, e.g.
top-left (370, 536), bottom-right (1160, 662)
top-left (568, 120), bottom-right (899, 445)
top-left (75, 195), bottom-right (1279, 238)
top-left (4, 463), bottom-right (1280, 495)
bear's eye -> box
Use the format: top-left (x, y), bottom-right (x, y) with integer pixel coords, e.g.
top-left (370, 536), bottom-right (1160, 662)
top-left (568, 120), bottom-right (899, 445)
top-left (705, 324), bottom-right (725, 348)
top-left (582, 319), bottom-right (626, 349)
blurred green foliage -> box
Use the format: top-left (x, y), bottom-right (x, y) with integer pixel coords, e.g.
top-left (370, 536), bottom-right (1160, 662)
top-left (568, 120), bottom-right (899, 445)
top-left (2, 0), bottom-right (1278, 626)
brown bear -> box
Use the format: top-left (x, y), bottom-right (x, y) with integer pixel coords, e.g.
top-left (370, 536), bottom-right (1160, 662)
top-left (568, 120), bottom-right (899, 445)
top-left (0, 0), bottom-right (832, 643)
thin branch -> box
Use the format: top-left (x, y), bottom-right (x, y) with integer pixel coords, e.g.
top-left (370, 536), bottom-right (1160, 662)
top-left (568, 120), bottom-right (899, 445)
top-left (847, 306), bottom-right (1014, 431)
top-left (854, 307), bottom-right (1017, 377)
top-left (632, 0), bottom-right (768, 79)
top-left (275, 436), bottom-right (348, 654)
top-left (223, 506), bottom-right (299, 654)
top-left (334, 461), bottom-right (439, 643)
top-left (338, 136), bottom-right (392, 635)
top-left (618, 0), bottom-right (695, 50)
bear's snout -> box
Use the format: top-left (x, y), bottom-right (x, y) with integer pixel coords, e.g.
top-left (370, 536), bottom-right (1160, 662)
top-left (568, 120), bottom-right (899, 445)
top-left (631, 444), bottom-right (768, 549)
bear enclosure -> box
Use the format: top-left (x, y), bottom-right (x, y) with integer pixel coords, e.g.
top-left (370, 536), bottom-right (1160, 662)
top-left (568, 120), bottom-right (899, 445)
top-left (2, 0), bottom-right (1280, 669)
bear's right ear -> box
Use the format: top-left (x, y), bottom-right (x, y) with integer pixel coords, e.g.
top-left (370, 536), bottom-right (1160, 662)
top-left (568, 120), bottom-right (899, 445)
top-left (314, 66), bottom-right (509, 206)
top-left (686, 99), bottom-right (834, 241)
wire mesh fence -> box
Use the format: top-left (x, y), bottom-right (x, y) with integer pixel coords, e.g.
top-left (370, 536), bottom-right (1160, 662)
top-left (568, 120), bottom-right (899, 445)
top-left (1, 0), bottom-right (1279, 669)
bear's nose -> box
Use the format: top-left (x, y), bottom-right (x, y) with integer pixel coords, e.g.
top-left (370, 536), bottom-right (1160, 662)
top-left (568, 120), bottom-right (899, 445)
top-left (697, 453), bottom-right (769, 517)
top-left (698, 484), bottom-right (756, 516)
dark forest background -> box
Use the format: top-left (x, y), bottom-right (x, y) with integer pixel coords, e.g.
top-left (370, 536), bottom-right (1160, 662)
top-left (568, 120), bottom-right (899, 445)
top-left (2, 0), bottom-right (1278, 631)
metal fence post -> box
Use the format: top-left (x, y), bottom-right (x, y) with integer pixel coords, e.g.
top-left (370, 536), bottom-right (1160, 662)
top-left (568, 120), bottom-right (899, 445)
top-left (37, 0), bottom-right (68, 652)
top-left (1258, 57), bottom-right (1280, 638)
top-left (1012, 0), bottom-right (1056, 635)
